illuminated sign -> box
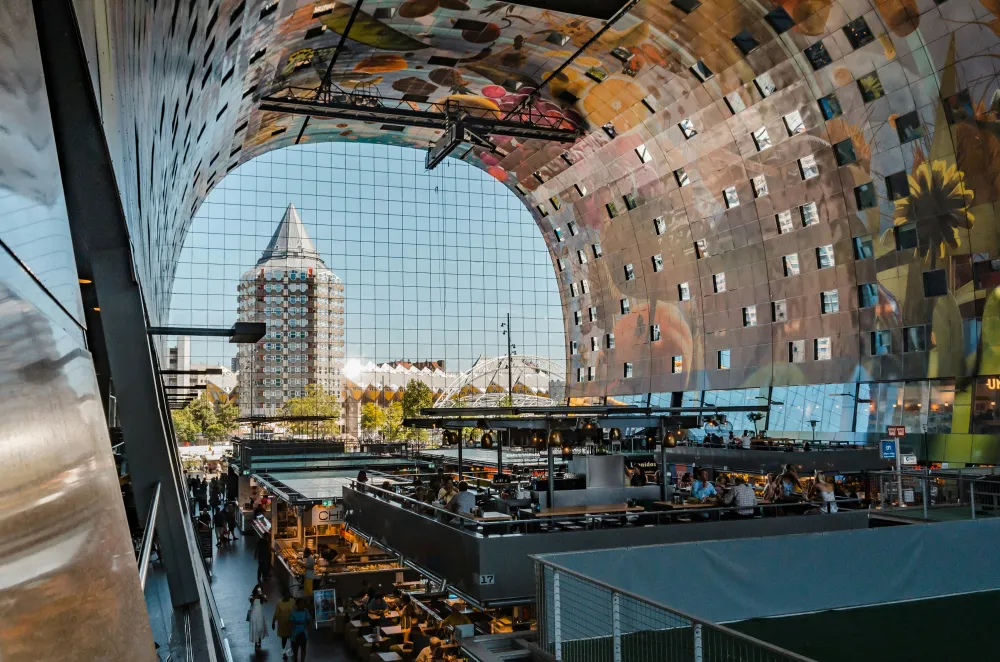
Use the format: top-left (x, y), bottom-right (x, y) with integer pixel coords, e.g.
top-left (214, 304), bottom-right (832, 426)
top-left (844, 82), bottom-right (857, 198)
top-left (987, 378), bottom-right (1000, 390)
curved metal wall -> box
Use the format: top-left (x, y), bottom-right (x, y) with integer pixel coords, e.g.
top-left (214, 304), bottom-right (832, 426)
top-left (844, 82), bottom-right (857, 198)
top-left (100, 0), bottom-right (1000, 415)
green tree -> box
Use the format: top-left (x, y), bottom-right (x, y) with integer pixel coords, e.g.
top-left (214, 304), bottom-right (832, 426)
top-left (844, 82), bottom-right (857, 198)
top-left (204, 422), bottom-right (228, 442)
top-left (188, 396), bottom-right (218, 434)
top-left (215, 397), bottom-right (239, 433)
top-left (498, 394), bottom-right (514, 408)
top-left (382, 401), bottom-right (405, 441)
top-left (402, 380), bottom-right (434, 419)
top-left (402, 380), bottom-right (435, 442)
top-left (282, 384), bottom-right (341, 437)
top-left (171, 408), bottom-right (199, 444)
top-left (360, 402), bottom-right (386, 437)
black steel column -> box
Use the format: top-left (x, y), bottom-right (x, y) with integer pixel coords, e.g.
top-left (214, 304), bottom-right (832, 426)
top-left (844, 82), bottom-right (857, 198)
top-left (546, 423), bottom-right (555, 508)
top-left (457, 429), bottom-right (463, 481)
top-left (33, 0), bottom-right (200, 606)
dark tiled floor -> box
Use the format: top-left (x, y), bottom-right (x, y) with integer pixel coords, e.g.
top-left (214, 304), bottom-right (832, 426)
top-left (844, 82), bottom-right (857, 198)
top-left (209, 528), bottom-right (350, 661)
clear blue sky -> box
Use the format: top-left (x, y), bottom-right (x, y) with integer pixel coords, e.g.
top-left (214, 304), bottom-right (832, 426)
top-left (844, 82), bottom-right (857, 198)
top-left (167, 142), bottom-right (565, 374)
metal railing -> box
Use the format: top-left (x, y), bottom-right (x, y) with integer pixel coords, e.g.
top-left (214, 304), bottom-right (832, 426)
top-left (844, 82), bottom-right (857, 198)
top-left (534, 558), bottom-right (813, 662)
top-left (350, 481), bottom-right (863, 537)
top-left (871, 469), bottom-right (1000, 521)
top-left (672, 438), bottom-right (876, 451)
top-left (137, 482), bottom-right (162, 589)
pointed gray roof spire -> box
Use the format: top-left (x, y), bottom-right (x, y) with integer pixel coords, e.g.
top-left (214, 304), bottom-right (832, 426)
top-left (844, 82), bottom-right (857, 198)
top-left (257, 203), bottom-right (320, 264)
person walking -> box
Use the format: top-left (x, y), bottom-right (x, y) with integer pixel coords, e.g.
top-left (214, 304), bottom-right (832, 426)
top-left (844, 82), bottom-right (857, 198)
top-left (272, 590), bottom-right (296, 659)
top-left (225, 502), bottom-right (240, 541)
top-left (254, 535), bottom-right (272, 583)
top-left (248, 584), bottom-right (268, 651)
top-left (289, 598), bottom-right (311, 662)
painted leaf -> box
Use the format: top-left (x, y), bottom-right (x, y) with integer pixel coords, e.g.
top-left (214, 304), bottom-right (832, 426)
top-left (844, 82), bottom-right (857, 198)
top-left (321, 7), bottom-right (430, 51)
top-left (399, 0), bottom-right (439, 18)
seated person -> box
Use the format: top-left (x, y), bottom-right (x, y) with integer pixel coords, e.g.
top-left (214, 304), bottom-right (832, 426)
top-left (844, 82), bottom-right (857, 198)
top-left (677, 472), bottom-right (693, 490)
top-left (366, 590), bottom-right (389, 614)
top-left (447, 481), bottom-right (476, 515)
top-left (415, 637), bottom-right (442, 662)
top-left (691, 469), bottom-right (718, 502)
top-left (441, 606), bottom-right (472, 629)
top-left (722, 476), bottom-right (757, 518)
top-left (437, 478), bottom-right (456, 505)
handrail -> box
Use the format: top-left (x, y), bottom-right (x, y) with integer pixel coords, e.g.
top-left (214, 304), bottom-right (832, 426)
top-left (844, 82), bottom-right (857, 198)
top-left (137, 481), bottom-right (162, 590)
top-left (349, 481), bottom-right (862, 534)
top-left (534, 556), bottom-right (816, 661)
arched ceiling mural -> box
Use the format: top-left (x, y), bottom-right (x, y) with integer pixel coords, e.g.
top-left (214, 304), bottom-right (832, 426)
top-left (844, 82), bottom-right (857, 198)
top-left (106, 0), bottom-right (1000, 402)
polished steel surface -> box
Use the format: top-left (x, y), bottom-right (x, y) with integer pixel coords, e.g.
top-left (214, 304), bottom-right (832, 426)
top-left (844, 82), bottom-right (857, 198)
top-left (0, 0), bottom-right (154, 658)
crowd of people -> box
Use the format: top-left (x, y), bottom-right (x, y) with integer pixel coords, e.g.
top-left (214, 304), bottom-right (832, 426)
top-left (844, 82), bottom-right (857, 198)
top-left (676, 464), bottom-right (852, 516)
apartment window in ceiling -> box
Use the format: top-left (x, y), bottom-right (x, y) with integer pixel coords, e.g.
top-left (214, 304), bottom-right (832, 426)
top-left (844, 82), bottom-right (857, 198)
top-left (578, 249), bottom-right (588, 265)
top-left (904, 326), bottom-right (928, 352)
top-left (801, 202), bottom-right (819, 226)
top-left (588, 366), bottom-right (596, 381)
top-left (653, 216), bottom-right (666, 235)
top-left (834, 138), bottom-right (857, 166)
top-left (679, 282), bottom-right (691, 301)
top-left (894, 221), bottom-right (918, 251)
top-left (784, 253), bottom-right (801, 276)
top-left (606, 201), bottom-right (620, 218)
top-left (725, 92), bottom-right (748, 115)
top-left (895, 110), bottom-right (924, 144)
top-left (651, 324), bottom-right (661, 341)
top-left (557, 258), bottom-right (565, 272)
top-left (923, 269), bottom-right (948, 296)
top-left (773, 299), bottom-right (788, 322)
top-left (304, 25), bottom-right (327, 39)
top-left (621, 298), bottom-right (631, 314)
top-left (776, 210), bottom-right (795, 234)
top-left (574, 310), bottom-right (582, 325)
top-left (554, 227), bottom-right (564, 242)
top-left (821, 290), bottom-right (840, 314)
top-left (804, 41), bottom-right (832, 70)
top-left (784, 110), bottom-right (805, 136)
top-left (603, 122), bottom-right (617, 138)
top-left (576, 367), bottom-right (585, 383)
top-left (886, 171), bottom-right (910, 200)
top-left (672, 0), bottom-right (701, 13)
top-left (752, 127), bottom-right (772, 151)
top-left (858, 283), bottom-right (879, 308)
top-left (606, 333), bottom-right (616, 349)
top-left (566, 220), bottom-right (576, 235)
top-left (732, 30), bottom-right (759, 55)
top-left (871, 330), bottom-right (891, 356)
top-left (756, 73), bottom-right (778, 98)
top-left (591, 336), bottom-right (599, 352)
top-left (843, 16), bottom-right (874, 49)
top-left (624, 362), bottom-right (634, 379)
top-left (570, 283), bottom-right (579, 298)
top-left (858, 72), bottom-right (884, 103)
top-left (743, 305), bottom-right (758, 327)
top-left (570, 341), bottom-right (579, 355)
top-left (817, 244), bottom-right (835, 269)
top-left (652, 254), bottom-right (664, 272)
top-left (624, 264), bottom-right (635, 281)
top-left (575, 183), bottom-right (588, 196)
top-left (799, 154), bottom-right (819, 180)
top-left (623, 193), bottom-right (638, 210)
top-left (853, 235), bottom-right (874, 259)
top-left (723, 186), bottom-right (740, 209)
top-left (752, 175), bottom-right (769, 198)
top-left (944, 90), bottom-right (974, 124)
top-left (713, 272), bottom-right (727, 293)
top-left (680, 118), bottom-right (698, 139)
top-left (695, 239), bottom-right (708, 259)
top-left (581, 279), bottom-right (590, 295)
top-left (675, 168), bottom-right (690, 187)
top-left (718, 349), bottom-right (732, 370)
top-left (789, 339), bottom-right (806, 363)
top-left (764, 6), bottom-right (796, 33)
top-left (855, 183), bottom-right (877, 210)
top-left (818, 93), bottom-right (843, 120)
top-left (592, 243), bottom-right (603, 258)
top-left (691, 60), bottom-right (714, 82)
top-left (815, 337), bottom-right (832, 361)
top-left (636, 144), bottom-right (652, 163)
top-left (672, 356), bottom-right (683, 373)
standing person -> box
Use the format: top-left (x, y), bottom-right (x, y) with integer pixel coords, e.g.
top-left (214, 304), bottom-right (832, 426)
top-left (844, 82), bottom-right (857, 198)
top-left (289, 598), bottom-right (312, 662)
top-left (254, 534), bottom-right (272, 583)
top-left (807, 471), bottom-right (838, 513)
top-left (272, 590), bottom-right (296, 659)
top-left (248, 584), bottom-right (268, 651)
top-left (213, 506), bottom-right (227, 548)
top-left (302, 547), bottom-right (316, 598)
top-left (225, 503), bottom-right (240, 541)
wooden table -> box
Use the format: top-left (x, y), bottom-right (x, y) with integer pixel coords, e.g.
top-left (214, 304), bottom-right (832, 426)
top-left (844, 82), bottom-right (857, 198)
top-left (350, 619), bottom-right (369, 628)
top-left (369, 610), bottom-right (400, 621)
top-left (535, 504), bottom-right (644, 517)
top-left (377, 654), bottom-right (403, 662)
top-left (473, 511), bottom-right (512, 521)
top-left (654, 501), bottom-right (718, 510)
top-left (380, 625), bottom-right (405, 637)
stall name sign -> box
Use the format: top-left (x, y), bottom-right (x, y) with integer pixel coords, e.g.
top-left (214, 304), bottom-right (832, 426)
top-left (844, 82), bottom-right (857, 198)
top-left (314, 505), bottom-right (343, 522)
top-left (887, 426), bottom-right (906, 437)
top-left (880, 440), bottom-right (897, 460)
